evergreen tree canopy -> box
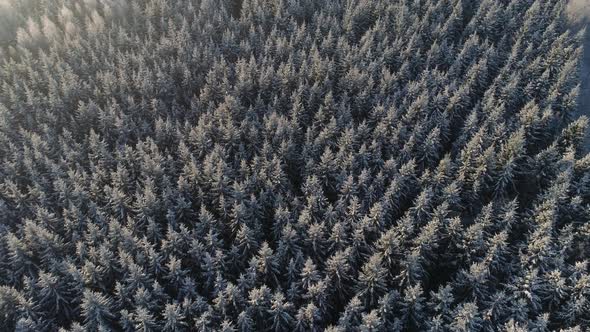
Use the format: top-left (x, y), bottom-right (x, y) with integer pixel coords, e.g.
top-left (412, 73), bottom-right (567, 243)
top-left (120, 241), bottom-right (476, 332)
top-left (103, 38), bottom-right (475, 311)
top-left (0, 0), bottom-right (589, 330)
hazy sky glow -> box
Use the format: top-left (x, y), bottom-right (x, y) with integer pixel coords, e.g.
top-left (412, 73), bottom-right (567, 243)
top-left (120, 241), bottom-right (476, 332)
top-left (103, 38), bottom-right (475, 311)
top-left (568, 0), bottom-right (590, 23)
top-left (0, 0), bottom-right (12, 9)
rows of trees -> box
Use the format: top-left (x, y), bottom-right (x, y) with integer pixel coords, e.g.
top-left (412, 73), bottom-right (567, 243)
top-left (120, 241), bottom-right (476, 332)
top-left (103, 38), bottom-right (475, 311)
top-left (0, 0), bottom-right (589, 330)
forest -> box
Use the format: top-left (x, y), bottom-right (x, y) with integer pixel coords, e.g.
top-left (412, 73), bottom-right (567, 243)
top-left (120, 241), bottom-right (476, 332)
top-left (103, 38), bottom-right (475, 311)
top-left (0, 0), bottom-right (589, 331)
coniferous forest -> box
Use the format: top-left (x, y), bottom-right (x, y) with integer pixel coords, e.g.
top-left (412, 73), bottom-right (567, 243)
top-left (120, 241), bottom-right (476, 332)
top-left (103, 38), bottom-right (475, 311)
top-left (0, 0), bottom-right (589, 331)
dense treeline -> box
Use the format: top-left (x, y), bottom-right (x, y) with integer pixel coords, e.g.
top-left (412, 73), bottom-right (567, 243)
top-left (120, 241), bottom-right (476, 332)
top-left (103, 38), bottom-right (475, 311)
top-left (0, 0), bottom-right (588, 331)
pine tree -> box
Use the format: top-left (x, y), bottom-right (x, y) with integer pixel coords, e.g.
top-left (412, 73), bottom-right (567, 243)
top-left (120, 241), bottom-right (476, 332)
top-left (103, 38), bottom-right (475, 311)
top-left (356, 254), bottom-right (388, 308)
top-left (80, 290), bottom-right (115, 331)
top-left (268, 291), bottom-right (294, 332)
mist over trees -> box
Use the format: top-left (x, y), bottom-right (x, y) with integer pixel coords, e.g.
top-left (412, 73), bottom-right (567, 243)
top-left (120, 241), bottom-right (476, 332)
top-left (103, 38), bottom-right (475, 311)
top-left (0, 0), bottom-right (589, 331)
